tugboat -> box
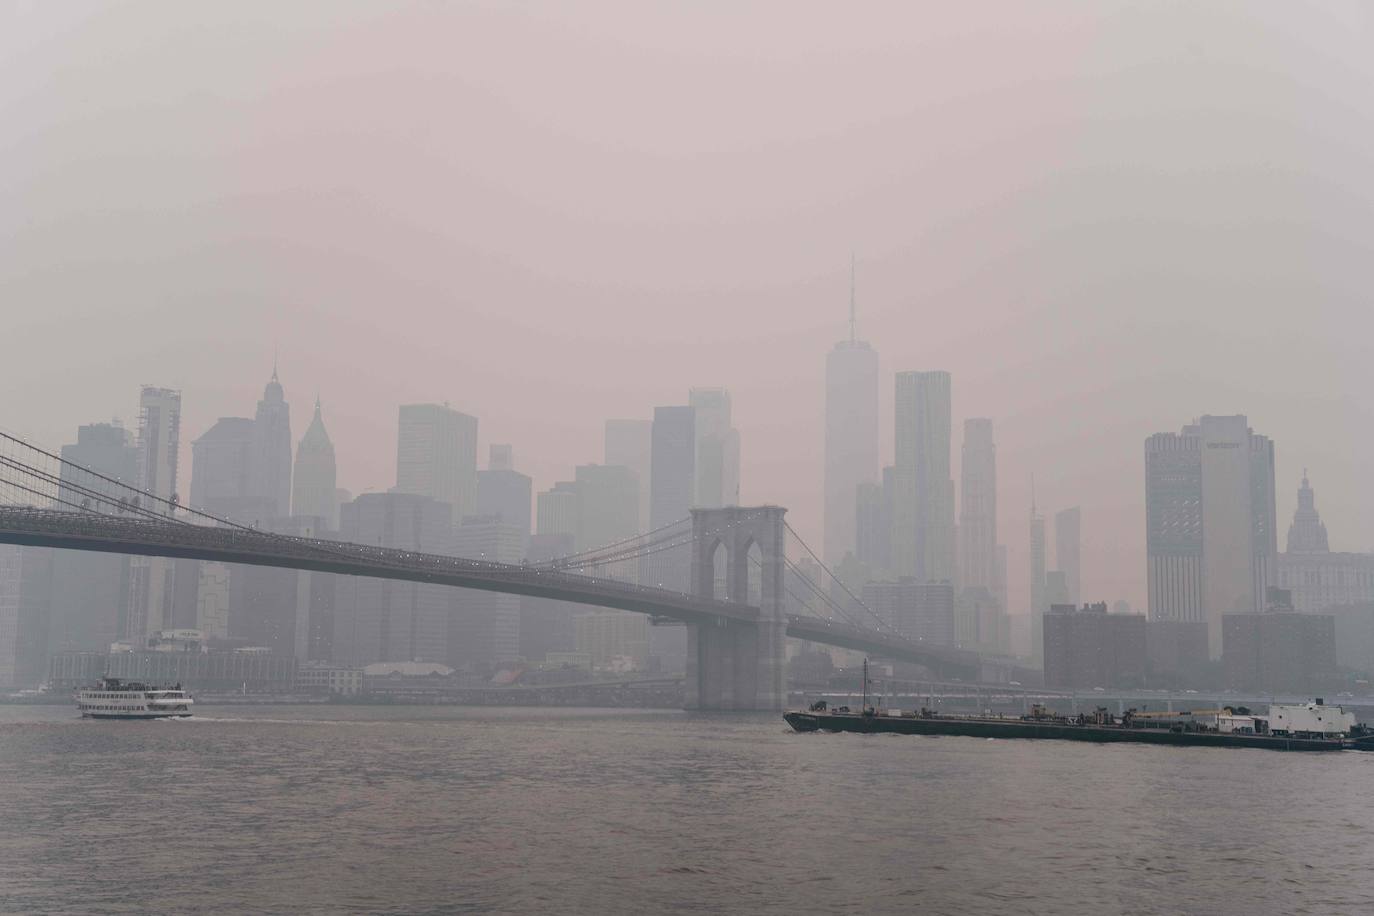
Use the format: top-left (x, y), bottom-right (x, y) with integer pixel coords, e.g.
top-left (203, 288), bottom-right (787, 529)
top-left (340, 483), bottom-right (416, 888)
top-left (784, 663), bottom-right (1351, 752)
top-left (75, 677), bottom-right (194, 719)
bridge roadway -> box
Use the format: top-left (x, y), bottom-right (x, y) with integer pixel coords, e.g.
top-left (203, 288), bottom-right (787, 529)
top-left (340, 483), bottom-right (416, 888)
top-left (0, 507), bottom-right (981, 676)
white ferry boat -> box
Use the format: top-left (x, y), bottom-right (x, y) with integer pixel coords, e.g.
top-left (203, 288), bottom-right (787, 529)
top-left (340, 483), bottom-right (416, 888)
top-left (76, 677), bottom-right (194, 719)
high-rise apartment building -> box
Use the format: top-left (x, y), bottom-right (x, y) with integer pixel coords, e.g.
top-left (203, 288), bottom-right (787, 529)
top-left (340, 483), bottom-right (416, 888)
top-left (126, 386), bottom-right (181, 641)
top-left (249, 368), bottom-right (292, 521)
top-left (605, 419), bottom-right (652, 533)
top-left (688, 388), bottom-right (740, 509)
top-left (1054, 507), bottom-right (1081, 606)
top-left (959, 419), bottom-right (997, 592)
top-left (892, 371), bottom-right (954, 583)
top-left (1043, 603), bottom-right (1147, 689)
top-left (292, 398), bottom-right (339, 529)
top-left (824, 273), bottom-right (879, 564)
top-left (1145, 415), bottom-right (1277, 656)
top-left (395, 403), bottom-right (478, 521)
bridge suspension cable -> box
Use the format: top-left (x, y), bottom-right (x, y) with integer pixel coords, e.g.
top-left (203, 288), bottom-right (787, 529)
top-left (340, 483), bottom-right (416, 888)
top-left (782, 521), bottom-right (898, 635)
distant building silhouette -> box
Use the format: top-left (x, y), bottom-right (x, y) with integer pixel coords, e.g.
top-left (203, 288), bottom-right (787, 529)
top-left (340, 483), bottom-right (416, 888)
top-left (689, 387), bottom-right (740, 509)
top-left (334, 493), bottom-right (452, 665)
top-left (1028, 496), bottom-right (1047, 664)
top-left (1054, 506), bottom-right (1081, 606)
top-left (395, 403), bottom-right (478, 521)
top-left (604, 419), bottom-right (652, 532)
top-left (959, 419), bottom-right (997, 594)
top-left (450, 514), bottom-right (524, 671)
top-left (1274, 470), bottom-right (1374, 615)
top-left (125, 386), bottom-right (181, 641)
top-left (190, 417), bottom-right (255, 521)
top-left (892, 371), bottom-right (954, 584)
top-left (861, 578), bottom-right (955, 646)
top-left (292, 397), bottom-right (339, 530)
top-left (249, 366), bottom-right (292, 521)
top-left (475, 444), bottom-right (532, 553)
top-left (48, 423), bottom-right (139, 656)
top-left (1145, 415), bottom-right (1276, 657)
top-left (823, 260), bottom-right (879, 564)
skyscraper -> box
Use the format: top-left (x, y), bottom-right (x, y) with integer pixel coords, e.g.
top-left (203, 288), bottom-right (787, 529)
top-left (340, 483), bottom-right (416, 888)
top-left (823, 260), bottom-right (879, 564)
top-left (475, 445), bottom-right (532, 551)
top-left (892, 370), bottom-right (954, 583)
top-left (49, 423), bottom-right (138, 655)
top-left (536, 482), bottom-right (581, 546)
top-left (126, 386), bottom-right (181, 641)
top-left (1145, 415), bottom-right (1277, 656)
top-left (395, 403), bottom-right (478, 520)
top-left (1029, 496), bottom-right (1047, 663)
top-left (190, 417), bottom-right (255, 521)
top-left (0, 544), bottom-right (51, 688)
top-left (334, 493), bottom-right (452, 665)
top-left (1054, 506), bottom-right (1081, 606)
top-left (605, 419), bottom-right (652, 532)
top-left (689, 388), bottom-right (740, 509)
top-left (959, 419), bottom-right (997, 592)
top-left (650, 405), bottom-right (695, 530)
top-left (249, 367), bottom-right (292, 522)
top-left (574, 464), bottom-right (640, 561)
top-left (450, 515), bottom-right (524, 669)
top-left (292, 397), bottom-right (339, 529)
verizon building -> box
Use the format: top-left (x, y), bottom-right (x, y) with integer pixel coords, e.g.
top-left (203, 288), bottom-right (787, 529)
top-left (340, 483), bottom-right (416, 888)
top-left (1145, 415), bottom-right (1277, 657)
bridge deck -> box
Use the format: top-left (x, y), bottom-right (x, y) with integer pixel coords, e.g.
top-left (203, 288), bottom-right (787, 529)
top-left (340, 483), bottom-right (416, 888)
top-left (0, 507), bottom-right (980, 675)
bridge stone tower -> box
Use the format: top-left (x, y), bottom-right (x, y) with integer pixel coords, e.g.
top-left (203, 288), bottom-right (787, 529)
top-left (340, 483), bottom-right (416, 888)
top-left (685, 506), bottom-right (788, 711)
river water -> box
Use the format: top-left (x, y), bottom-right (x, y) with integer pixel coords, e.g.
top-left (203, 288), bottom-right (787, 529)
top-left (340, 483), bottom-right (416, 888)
top-left (2, 703), bottom-right (1373, 915)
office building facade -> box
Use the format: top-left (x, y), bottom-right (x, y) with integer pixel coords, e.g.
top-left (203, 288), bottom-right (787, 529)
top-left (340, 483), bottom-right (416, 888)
top-left (1145, 415), bottom-right (1277, 656)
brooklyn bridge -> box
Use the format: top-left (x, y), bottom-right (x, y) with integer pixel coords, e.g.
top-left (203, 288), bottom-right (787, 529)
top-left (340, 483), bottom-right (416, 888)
top-left (0, 430), bottom-right (1015, 709)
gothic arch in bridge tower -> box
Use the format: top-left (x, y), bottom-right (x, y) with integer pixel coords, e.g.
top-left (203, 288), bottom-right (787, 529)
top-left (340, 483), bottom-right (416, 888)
top-left (686, 506), bottom-right (787, 711)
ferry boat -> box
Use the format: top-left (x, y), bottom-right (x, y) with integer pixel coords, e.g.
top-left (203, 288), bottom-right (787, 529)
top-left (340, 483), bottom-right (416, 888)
top-left (76, 677), bottom-right (193, 719)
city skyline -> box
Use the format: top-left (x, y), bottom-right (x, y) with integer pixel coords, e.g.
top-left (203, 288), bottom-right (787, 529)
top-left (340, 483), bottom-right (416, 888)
top-left (13, 351), bottom-right (1368, 619)
top-left (6, 5), bottom-right (1373, 618)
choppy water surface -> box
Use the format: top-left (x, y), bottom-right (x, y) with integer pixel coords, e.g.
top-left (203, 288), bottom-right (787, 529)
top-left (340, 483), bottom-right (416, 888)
top-left (2, 704), bottom-right (1373, 915)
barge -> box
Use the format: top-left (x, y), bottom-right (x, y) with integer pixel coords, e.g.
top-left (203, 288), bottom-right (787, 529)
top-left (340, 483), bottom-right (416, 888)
top-left (786, 661), bottom-right (1359, 751)
top-left (784, 705), bottom-right (1349, 751)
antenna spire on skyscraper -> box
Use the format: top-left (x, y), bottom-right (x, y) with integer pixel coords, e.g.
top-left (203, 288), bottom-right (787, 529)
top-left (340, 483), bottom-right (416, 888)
top-left (849, 252), bottom-right (857, 344)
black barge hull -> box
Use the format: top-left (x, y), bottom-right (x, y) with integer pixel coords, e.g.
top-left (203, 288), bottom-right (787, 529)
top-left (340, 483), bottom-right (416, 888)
top-left (784, 712), bottom-right (1347, 751)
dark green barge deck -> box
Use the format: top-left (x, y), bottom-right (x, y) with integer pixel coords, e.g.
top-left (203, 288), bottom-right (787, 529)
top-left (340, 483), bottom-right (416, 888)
top-left (784, 711), bottom-right (1348, 751)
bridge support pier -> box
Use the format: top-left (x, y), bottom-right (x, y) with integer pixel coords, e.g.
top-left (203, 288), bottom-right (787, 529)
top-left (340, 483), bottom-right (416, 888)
top-left (683, 506), bottom-right (787, 711)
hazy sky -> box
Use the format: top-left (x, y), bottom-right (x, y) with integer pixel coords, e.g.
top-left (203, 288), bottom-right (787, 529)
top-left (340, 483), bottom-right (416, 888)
top-left (4, 2), bottom-right (1373, 613)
